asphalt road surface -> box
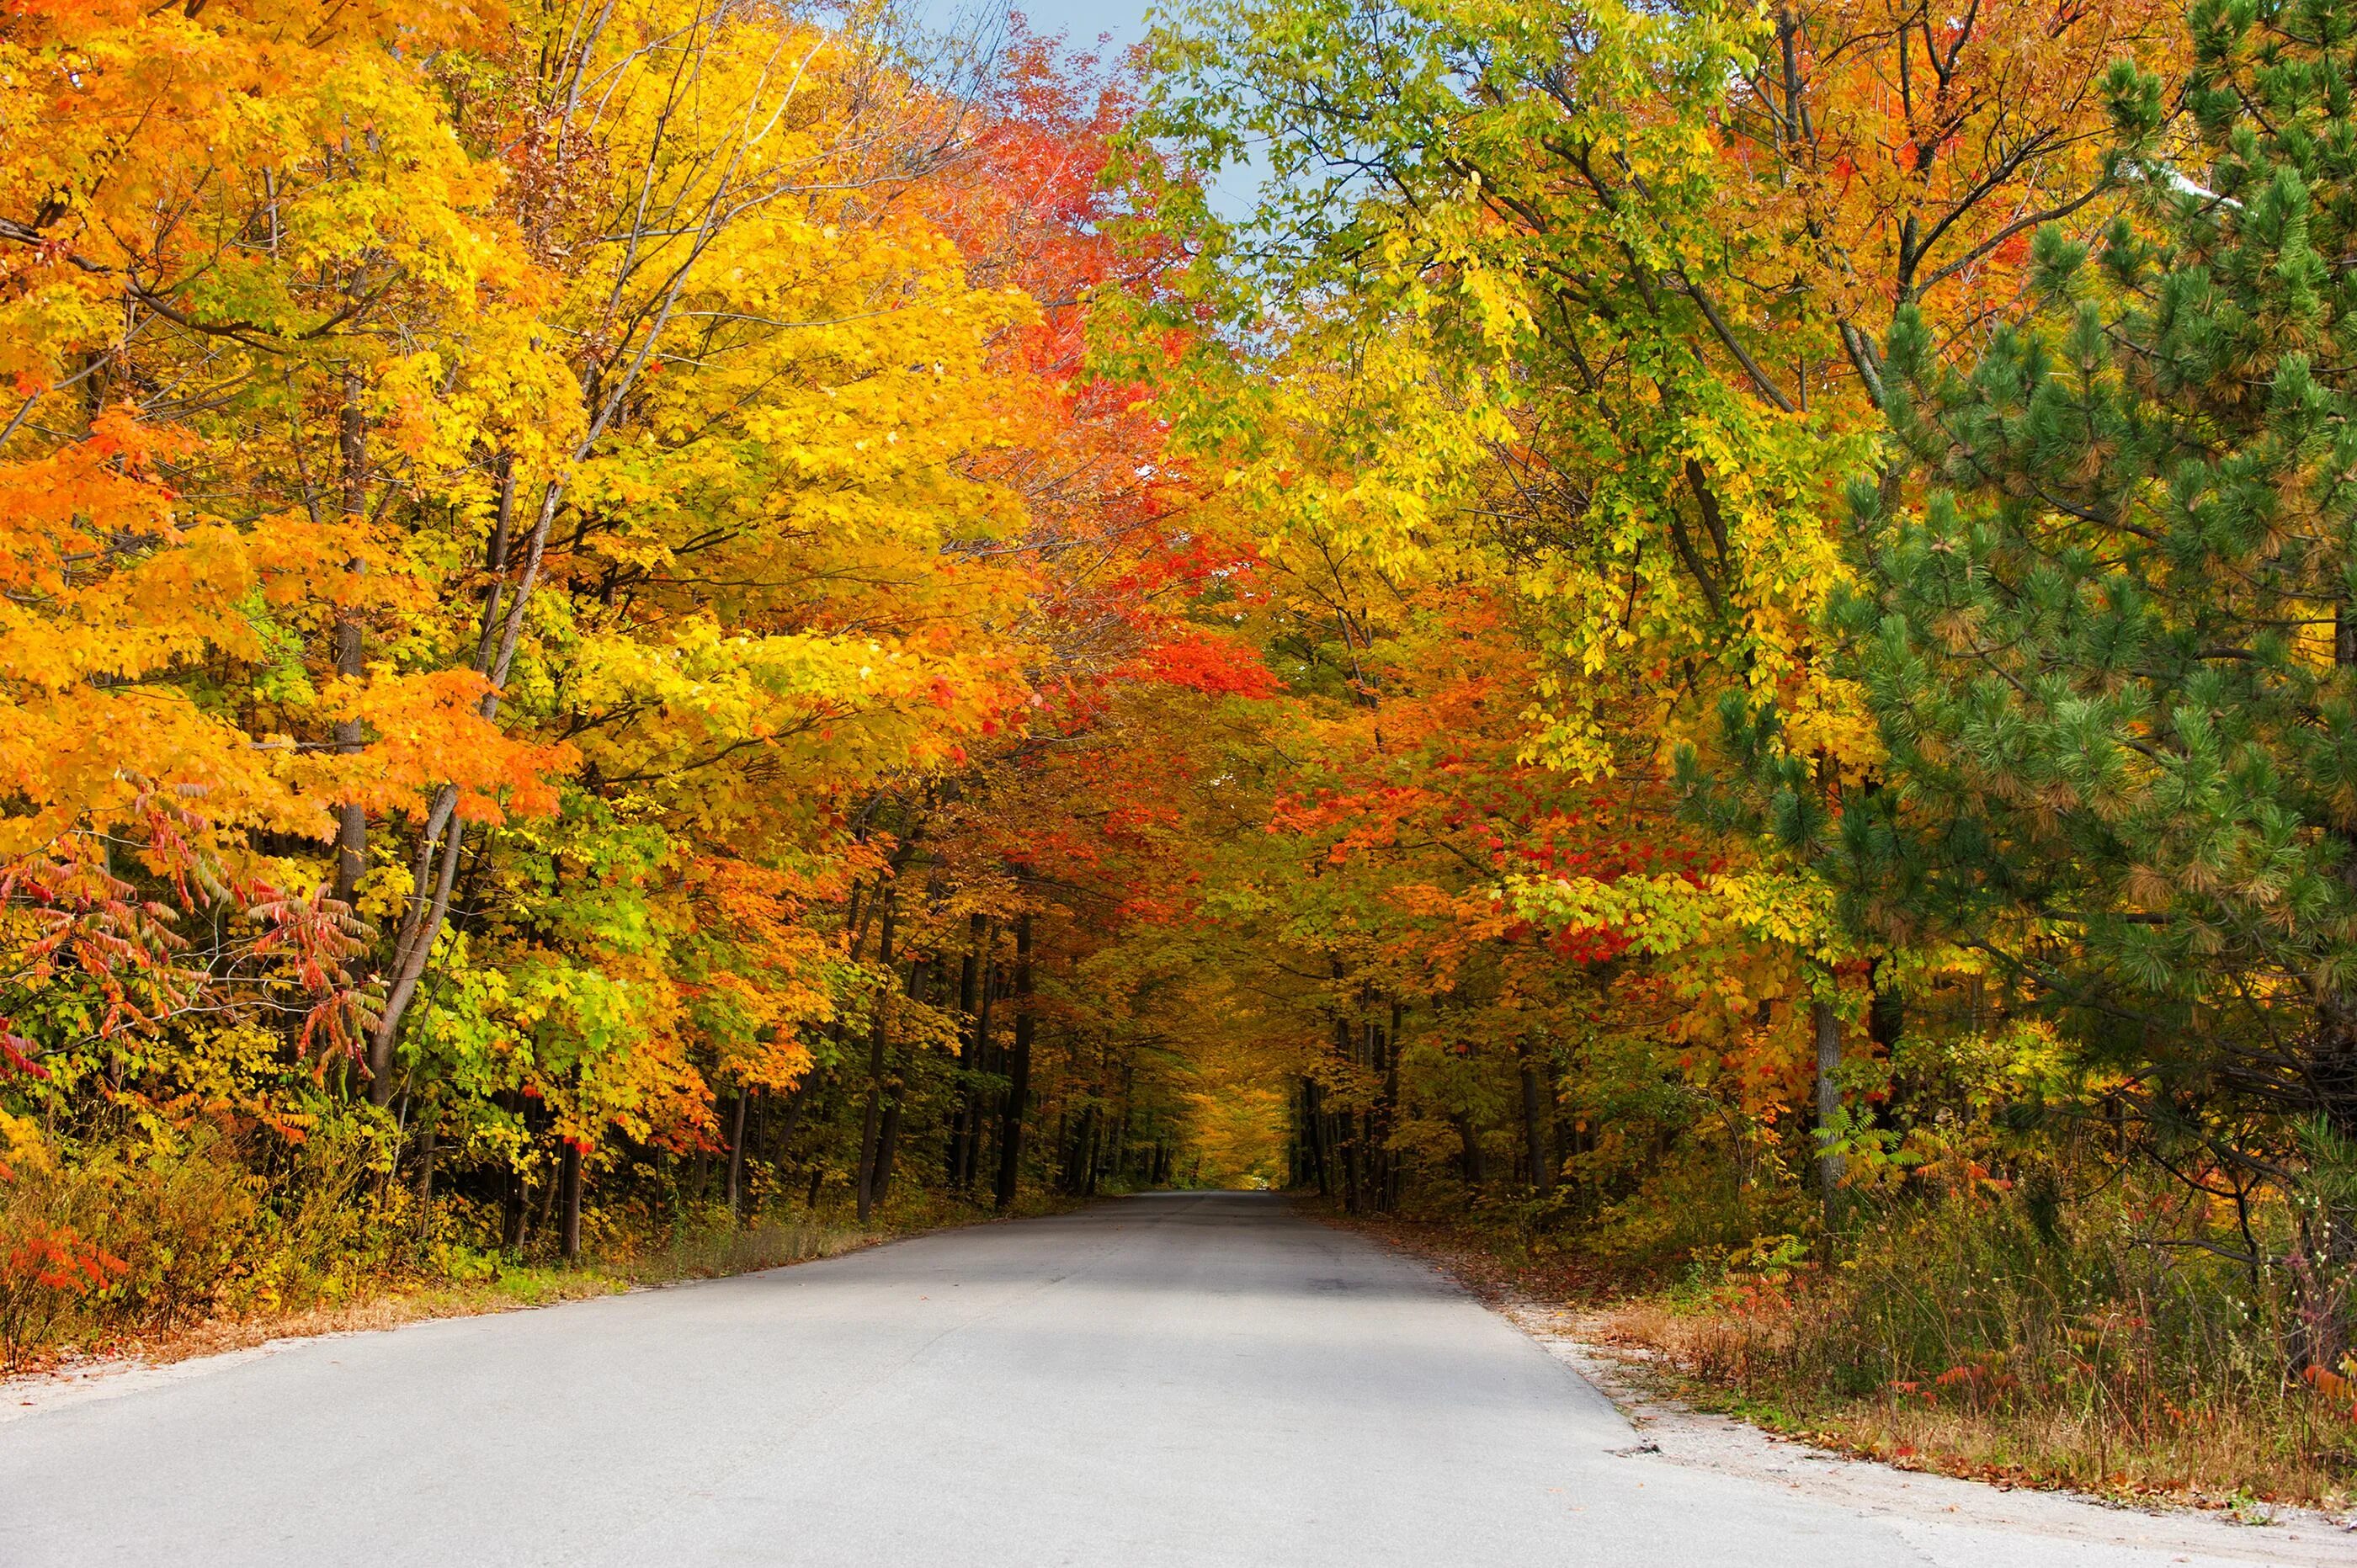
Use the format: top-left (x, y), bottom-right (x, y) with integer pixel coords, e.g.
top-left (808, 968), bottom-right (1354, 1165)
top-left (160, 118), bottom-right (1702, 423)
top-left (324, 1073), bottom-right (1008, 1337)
top-left (0, 1192), bottom-right (2332, 1565)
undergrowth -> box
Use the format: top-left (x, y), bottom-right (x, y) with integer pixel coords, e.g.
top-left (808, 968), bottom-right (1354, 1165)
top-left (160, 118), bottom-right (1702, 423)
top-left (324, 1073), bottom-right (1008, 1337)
top-left (0, 1119), bottom-right (1056, 1374)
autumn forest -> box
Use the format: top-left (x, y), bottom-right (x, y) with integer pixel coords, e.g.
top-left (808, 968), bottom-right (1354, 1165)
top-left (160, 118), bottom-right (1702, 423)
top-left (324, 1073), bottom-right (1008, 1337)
top-left (10, 0), bottom-right (2357, 1507)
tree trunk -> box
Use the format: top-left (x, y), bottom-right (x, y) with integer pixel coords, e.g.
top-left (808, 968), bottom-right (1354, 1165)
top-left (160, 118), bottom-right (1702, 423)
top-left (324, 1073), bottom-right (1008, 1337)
top-left (1333, 1013), bottom-right (1360, 1212)
top-left (559, 1139), bottom-right (583, 1262)
top-left (503, 1166), bottom-right (528, 1252)
top-left (1108, 1059), bottom-right (1133, 1194)
top-left (334, 366), bottom-right (369, 925)
top-left (875, 954), bottom-right (929, 1209)
top-left (414, 1106), bottom-right (439, 1224)
top-left (500, 1091), bottom-right (529, 1249)
top-left (994, 913), bottom-right (1034, 1211)
top-left (873, 1071), bottom-right (904, 1210)
top-left (529, 1151), bottom-right (560, 1245)
top-left (770, 1075), bottom-right (811, 1172)
top-left (724, 1087), bottom-right (750, 1218)
top-left (1814, 994), bottom-right (1845, 1229)
top-left (1303, 1078), bottom-right (1330, 1195)
top-left (855, 896), bottom-right (897, 1224)
top-left (969, 944), bottom-right (1000, 1190)
top-left (364, 114), bottom-right (730, 1077)
top-left (1518, 1035), bottom-right (1555, 1195)
top-left (335, 369), bottom-right (389, 1101)
top-left (950, 913), bottom-right (986, 1185)
top-left (1458, 1027), bottom-right (1484, 1185)
top-left (1066, 1105), bottom-right (1097, 1197)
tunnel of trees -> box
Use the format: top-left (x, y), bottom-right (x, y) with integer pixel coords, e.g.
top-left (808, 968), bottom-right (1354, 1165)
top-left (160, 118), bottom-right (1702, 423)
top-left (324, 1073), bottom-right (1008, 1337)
top-left (13, 2), bottom-right (2357, 1489)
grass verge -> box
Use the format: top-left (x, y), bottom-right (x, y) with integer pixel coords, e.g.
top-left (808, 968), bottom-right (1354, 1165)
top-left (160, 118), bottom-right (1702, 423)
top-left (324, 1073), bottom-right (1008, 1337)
top-left (4, 1189), bottom-right (1082, 1384)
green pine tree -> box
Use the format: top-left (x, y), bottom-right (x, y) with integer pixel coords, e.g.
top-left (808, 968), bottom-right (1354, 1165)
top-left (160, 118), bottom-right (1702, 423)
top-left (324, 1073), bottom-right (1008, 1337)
top-left (1838, 0), bottom-right (2357, 1325)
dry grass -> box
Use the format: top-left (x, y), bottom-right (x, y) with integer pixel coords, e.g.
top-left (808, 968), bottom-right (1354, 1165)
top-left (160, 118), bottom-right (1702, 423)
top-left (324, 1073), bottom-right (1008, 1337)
top-left (615, 1214), bottom-right (885, 1283)
top-left (4, 1180), bottom-right (1088, 1382)
top-left (3, 1212), bottom-right (895, 1381)
top-left (1598, 1298), bottom-right (2352, 1513)
top-left (0, 1090), bottom-right (1116, 1381)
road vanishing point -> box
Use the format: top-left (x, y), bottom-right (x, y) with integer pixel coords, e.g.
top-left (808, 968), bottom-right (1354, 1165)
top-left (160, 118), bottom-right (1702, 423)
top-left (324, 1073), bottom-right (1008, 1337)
top-left (0, 1193), bottom-right (2338, 1566)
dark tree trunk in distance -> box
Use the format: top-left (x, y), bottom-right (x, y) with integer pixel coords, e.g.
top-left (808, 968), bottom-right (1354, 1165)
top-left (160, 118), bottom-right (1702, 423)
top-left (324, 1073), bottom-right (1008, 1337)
top-left (994, 913), bottom-right (1034, 1211)
top-left (725, 1087), bottom-right (750, 1217)
top-left (1518, 1035), bottom-right (1554, 1195)
top-left (950, 914), bottom-right (986, 1185)
top-left (560, 1139), bottom-right (583, 1261)
top-left (855, 897), bottom-right (897, 1223)
top-left (1813, 996), bottom-right (1844, 1229)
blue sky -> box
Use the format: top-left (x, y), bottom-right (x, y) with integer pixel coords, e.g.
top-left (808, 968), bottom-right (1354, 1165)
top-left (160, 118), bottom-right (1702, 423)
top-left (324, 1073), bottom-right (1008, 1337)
top-left (918, 0), bottom-right (1157, 58)
top-left (920, 0), bottom-right (1268, 217)
top-left (1000, 0), bottom-right (1155, 52)
top-left (914, 0), bottom-right (1282, 220)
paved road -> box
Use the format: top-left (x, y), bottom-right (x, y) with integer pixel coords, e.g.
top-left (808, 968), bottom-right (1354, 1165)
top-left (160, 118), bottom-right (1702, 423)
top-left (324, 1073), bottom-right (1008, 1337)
top-left (0, 1193), bottom-right (2328, 1565)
